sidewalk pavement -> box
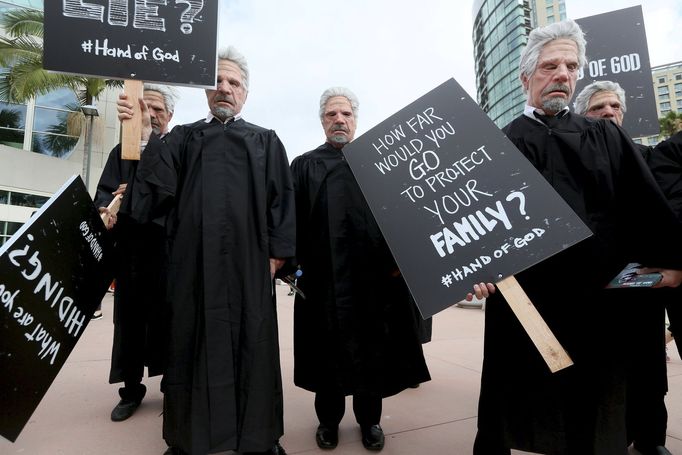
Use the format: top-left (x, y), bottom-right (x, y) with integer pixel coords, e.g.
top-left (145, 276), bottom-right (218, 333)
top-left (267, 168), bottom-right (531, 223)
top-left (2, 284), bottom-right (681, 454)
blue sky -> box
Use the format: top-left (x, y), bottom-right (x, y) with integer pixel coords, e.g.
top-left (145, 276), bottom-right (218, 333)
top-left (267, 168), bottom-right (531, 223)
top-left (169, 0), bottom-right (682, 160)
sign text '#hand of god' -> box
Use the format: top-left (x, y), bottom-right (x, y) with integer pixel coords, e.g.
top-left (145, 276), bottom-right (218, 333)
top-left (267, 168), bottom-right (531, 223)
top-left (343, 79), bottom-right (592, 319)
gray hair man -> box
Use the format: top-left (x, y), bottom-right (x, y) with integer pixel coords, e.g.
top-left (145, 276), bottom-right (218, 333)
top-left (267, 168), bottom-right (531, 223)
top-left (290, 88), bottom-right (430, 452)
top-left (576, 79), bottom-right (679, 455)
top-left (574, 80), bottom-right (626, 126)
top-left (471, 20), bottom-right (682, 455)
top-left (93, 83), bottom-right (178, 426)
top-left (117, 46), bottom-right (294, 455)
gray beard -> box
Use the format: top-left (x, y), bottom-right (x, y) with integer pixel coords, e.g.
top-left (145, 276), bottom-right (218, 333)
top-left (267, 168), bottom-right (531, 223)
top-left (542, 97), bottom-right (567, 115)
top-left (329, 135), bottom-right (349, 145)
top-left (213, 106), bottom-right (235, 121)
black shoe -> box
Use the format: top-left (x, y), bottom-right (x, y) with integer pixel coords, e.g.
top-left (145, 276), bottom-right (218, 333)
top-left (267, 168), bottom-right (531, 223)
top-left (316, 424), bottom-right (339, 449)
top-left (360, 424), bottom-right (384, 451)
top-left (271, 442), bottom-right (287, 455)
top-left (633, 444), bottom-right (672, 455)
top-left (111, 384), bottom-right (146, 421)
top-left (111, 398), bottom-right (141, 421)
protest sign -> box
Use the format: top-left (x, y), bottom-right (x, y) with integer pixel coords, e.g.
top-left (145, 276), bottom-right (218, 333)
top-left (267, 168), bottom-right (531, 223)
top-left (343, 79), bottom-right (592, 320)
top-left (43, 1), bottom-right (219, 87)
top-left (0, 176), bottom-right (113, 442)
top-left (575, 5), bottom-right (659, 137)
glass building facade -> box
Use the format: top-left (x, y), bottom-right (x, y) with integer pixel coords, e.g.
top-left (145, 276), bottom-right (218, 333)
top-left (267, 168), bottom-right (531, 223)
top-left (0, 0), bottom-right (81, 158)
top-left (472, 0), bottom-right (566, 128)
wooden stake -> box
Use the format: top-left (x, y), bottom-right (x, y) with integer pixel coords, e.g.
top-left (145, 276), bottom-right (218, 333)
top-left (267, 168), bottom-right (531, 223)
top-left (496, 275), bottom-right (573, 373)
top-left (100, 194), bottom-right (122, 227)
top-left (121, 80), bottom-right (144, 160)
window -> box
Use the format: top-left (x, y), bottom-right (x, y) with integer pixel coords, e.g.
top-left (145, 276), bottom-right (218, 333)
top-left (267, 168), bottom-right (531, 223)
top-left (658, 86), bottom-right (670, 96)
top-left (30, 88), bottom-right (81, 158)
top-left (0, 220), bottom-right (24, 246)
top-left (676, 74), bottom-right (682, 81)
top-left (675, 83), bottom-right (682, 96)
top-left (0, 101), bottom-right (26, 149)
top-left (660, 102), bottom-right (671, 110)
top-left (659, 94), bottom-right (670, 101)
top-left (658, 77), bottom-right (666, 84)
top-left (1, 189), bottom-right (49, 208)
top-left (8, 192), bottom-right (48, 208)
top-left (677, 99), bottom-right (682, 109)
top-left (0, 82), bottom-right (81, 158)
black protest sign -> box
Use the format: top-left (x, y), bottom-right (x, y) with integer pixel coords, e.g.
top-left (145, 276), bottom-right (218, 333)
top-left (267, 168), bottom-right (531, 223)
top-left (343, 79), bottom-right (592, 319)
top-left (575, 6), bottom-right (658, 137)
top-left (0, 176), bottom-right (113, 442)
top-left (44, 1), bottom-right (219, 87)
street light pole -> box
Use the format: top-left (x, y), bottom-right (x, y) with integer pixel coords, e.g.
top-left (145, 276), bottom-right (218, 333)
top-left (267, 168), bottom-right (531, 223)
top-left (80, 105), bottom-right (99, 191)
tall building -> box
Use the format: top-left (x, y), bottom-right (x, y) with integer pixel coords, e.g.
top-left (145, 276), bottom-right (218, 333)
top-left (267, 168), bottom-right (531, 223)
top-left (472, 0), bottom-right (566, 128)
top-left (631, 61), bottom-right (682, 146)
top-left (0, 0), bottom-right (119, 245)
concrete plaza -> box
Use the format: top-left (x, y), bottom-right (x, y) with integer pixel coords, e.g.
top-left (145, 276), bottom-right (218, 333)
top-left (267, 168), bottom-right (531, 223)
top-left (2, 284), bottom-right (681, 454)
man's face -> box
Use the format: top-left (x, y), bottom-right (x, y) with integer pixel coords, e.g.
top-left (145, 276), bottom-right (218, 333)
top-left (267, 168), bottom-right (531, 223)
top-left (205, 59), bottom-right (247, 121)
top-left (322, 96), bottom-right (356, 148)
top-left (584, 91), bottom-right (624, 126)
top-left (522, 38), bottom-right (580, 115)
top-left (144, 90), bottom-right (172, 135)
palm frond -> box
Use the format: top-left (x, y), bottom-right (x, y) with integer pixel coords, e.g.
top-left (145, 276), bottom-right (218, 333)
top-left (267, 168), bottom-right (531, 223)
top-left (0, 9), bottom-right (44, 39)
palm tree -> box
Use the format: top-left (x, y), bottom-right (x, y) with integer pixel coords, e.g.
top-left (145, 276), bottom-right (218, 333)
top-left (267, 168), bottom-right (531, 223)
top-left (0, 9), bottom-right (121, 105)
top-left (659, 111), bottom-right (682, 139)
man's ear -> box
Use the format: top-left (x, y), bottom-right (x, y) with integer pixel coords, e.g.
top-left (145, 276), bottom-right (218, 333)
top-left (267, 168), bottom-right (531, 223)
top-left (520, 73), bottom-right (529, 92)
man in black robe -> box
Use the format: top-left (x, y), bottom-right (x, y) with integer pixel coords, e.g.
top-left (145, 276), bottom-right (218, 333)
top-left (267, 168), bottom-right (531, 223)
top-left (471, 21), bottom-right (682, 455)
top-left (117, 46), bottom-right (294, 455)
top-left (95, 83), bottom-right (178, 422)
top-left (648, 131), bottom-right (682, 357)
top-left (575, 80), bottom-right (681, 455)
top-left (290, 87), bottom-right (430, 452)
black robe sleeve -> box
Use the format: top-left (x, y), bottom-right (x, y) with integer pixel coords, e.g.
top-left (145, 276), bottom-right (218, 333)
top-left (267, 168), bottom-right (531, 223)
top-left (94, 145), bottom-right (123, 208)
top-left (648, 132), bottom-right (682, 222)
top-left (264, 130), bottom-right (296, 259)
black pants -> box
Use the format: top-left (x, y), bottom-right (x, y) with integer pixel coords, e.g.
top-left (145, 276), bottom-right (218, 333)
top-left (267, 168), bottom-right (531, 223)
top-left (315, 392), bottom-right (381, 428)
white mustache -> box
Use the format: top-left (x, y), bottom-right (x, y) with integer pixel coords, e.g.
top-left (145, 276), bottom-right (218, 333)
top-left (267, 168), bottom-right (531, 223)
top-left (542, 84), bottom-right (569, 96)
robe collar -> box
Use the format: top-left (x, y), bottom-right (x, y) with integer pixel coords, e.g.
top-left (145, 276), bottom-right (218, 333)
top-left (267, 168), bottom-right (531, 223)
top-left (523, 104), bottom-right (569, 125)
top-left (205, 111), bottom-right (242, 124)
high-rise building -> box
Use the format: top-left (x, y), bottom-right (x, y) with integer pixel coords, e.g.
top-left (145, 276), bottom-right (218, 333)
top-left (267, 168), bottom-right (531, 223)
top-left (0, 0), bottom-right (119, 245)
top-left (472, 0), bottom-right (566, 128)
top-left (631, 61), bottom-right (682, 146)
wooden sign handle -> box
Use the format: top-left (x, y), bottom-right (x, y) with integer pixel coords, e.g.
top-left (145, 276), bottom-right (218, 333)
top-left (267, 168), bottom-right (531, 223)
top-left (121, 79), bottom-right (144, 160)
top-left (496, 275), bottom-right (573, 373)
top-left (100, 194), bottom-right (123, 227)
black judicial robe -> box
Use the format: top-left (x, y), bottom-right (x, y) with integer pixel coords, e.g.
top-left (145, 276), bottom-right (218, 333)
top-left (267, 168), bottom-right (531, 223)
top-left (475, 113), bottom-right (682, 455)
top-left (290, 143), bottom-right (430, 398)
top-left (648, 132), bottom-right (682, 347)
top-left (94, 145), bottom-right (166, 385)
top-left (131, 118), bottom-right (296, 454)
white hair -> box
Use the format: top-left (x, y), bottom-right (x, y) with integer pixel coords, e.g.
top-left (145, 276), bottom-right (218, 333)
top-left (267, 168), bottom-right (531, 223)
top-left (217, 46), bottom-right (250, 90)
top-left (143, 83), bottom-right (179, 113)
top-left (319, 87), bottom-right (359, 120)
top-left (573, 80), bottom-right (627, 116)
top-left (519, 20), bottom-right (587, 93)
